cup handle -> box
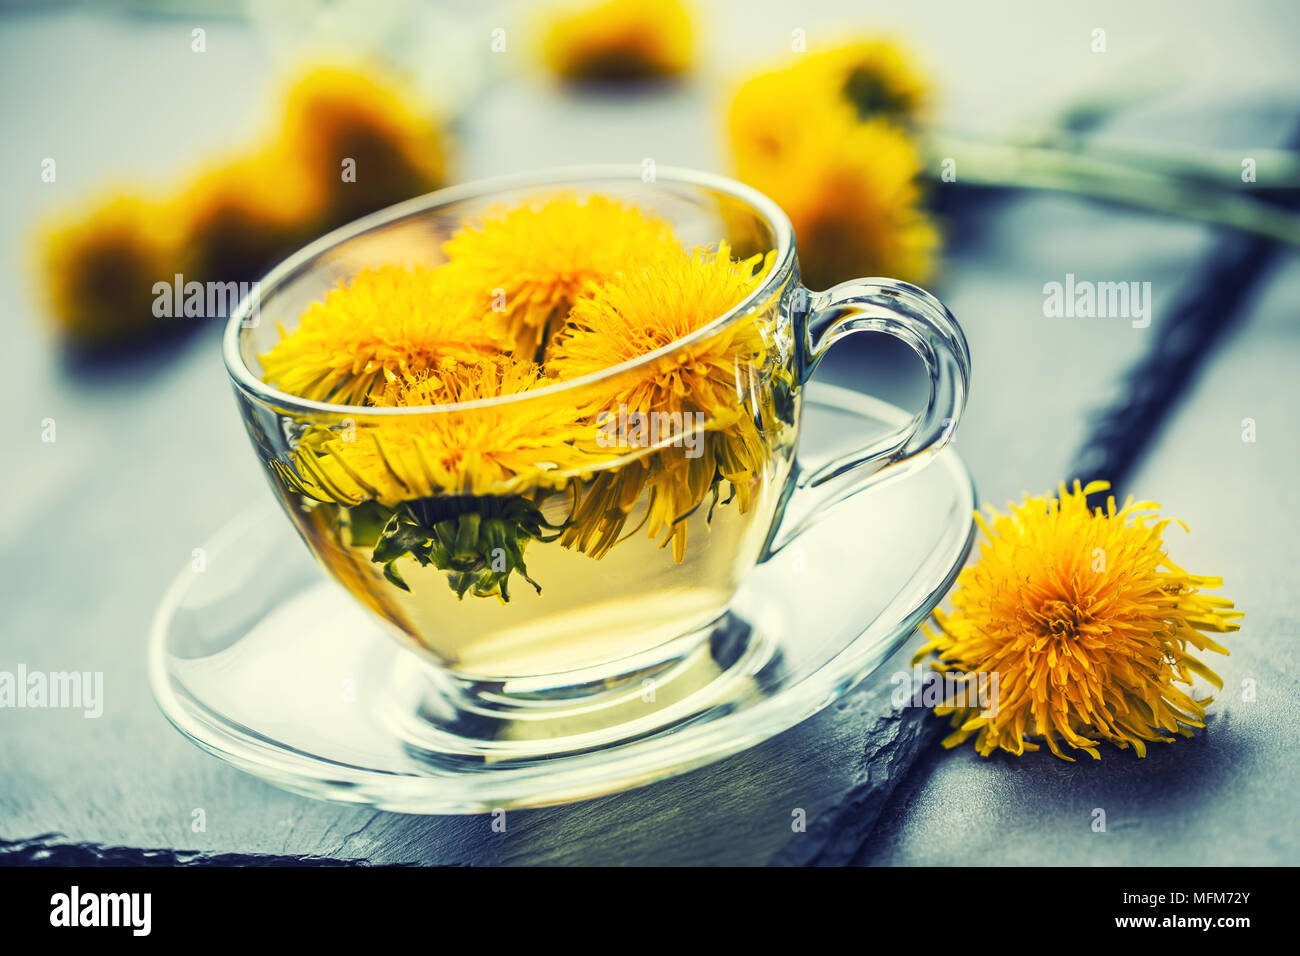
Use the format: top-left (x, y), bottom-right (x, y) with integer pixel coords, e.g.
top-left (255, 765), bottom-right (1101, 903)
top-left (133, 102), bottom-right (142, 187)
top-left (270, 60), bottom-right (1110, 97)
top-left (762, 278), bottom-right (971, 557)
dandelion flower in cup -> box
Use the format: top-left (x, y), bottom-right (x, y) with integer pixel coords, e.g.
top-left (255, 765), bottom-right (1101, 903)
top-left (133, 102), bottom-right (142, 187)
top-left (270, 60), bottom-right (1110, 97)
top-left (540, 0), bottom-right (694, 83)
top-left (259, 264), bottom-right (503, 405)
top-left (914, 480), bottom-right (1242, 761)
top-left (440, 195), bottom-right (679, 360)
top-left (278, 355), bottom-right (594, 600)
top-left (37, 194), bottom-right (191, 347)
top-left (550, 241), bottom-right (772, 413)
top-left (549, 242), bottom-right (782, 561)
top-left (727, 40), bottom-right (937, 288)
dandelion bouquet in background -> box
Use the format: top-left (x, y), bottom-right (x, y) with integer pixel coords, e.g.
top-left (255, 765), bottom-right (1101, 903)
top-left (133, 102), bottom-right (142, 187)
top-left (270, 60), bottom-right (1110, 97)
top-left (726, 40), bottom-right (939, 290)
top-left (914, 481), bottom-right (1242, 760)
top-left (257, 194), bottom-right (797, 676)
top-left (37, 65), bottom-right (448, 349)
top-left (724, 36), bottom-right (1300, 291)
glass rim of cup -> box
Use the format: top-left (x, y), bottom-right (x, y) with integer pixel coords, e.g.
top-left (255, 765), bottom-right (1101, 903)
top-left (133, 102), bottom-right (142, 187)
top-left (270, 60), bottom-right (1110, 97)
top-left (222, 163), bottom-right (798, 418)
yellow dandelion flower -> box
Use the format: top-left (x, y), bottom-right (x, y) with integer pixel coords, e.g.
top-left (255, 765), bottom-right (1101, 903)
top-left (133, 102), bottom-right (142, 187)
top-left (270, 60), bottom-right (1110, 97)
top-left (258, 264), bottom-right (504, 405)
top-left (277, 355), bottom-right (594, 601)
top-left (37, 194), bottom-right (190, 347)
top-left (739, 117), bottom-right (939, 289)
top-left (914, 480), bottom-right (1243, 761)
top-left (441, 194), bottom-right (679, 359)
top-left (729, 39), bottom-right (927, 173)
top-left (550, 241), bottom-right (771, 409)
top-left (179, 148), bottom-right (321, 281)
top-left (810, 40), bottom-right (928, 123)
top-left (727, 40), bottom-right (937, 288)
top-left (541, 0), bottom-right (694, 83)
top-left (285, 356), bottom-right (593, 506)
top-left (281, 65), bottom-right (449, 226)
top-left (549, 242), bottom-right (784, 561)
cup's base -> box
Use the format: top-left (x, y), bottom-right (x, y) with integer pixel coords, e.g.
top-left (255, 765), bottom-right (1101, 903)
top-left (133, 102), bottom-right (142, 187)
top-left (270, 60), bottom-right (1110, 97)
top-left (387, 610), bottom-right (776, 763)
top-left (149, 384), bottom-right (976, 813)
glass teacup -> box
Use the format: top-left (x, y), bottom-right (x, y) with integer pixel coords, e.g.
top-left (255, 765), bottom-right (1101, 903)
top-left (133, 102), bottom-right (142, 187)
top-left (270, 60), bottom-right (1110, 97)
top-left (224, 166), bottom-right (968, 752)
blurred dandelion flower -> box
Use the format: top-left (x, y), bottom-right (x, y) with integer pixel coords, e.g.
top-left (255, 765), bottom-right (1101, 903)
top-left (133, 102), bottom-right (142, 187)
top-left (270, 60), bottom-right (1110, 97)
top-left (179, 149), bottom-right (321, 281)
top-left (748, 119), bottom-right (939, 290)
top-left (258, 264), bottom-right (503, 405)
top-left (38, 194), bottom-right (190, 347)
top-left (727, 40), bottom-right (937, 288)
top-left (550, 242), bottom-right (782, 561)
top-left (728, 39), bottom-right (927, 172)
top-left (34, 64), bottom-right (451, 351)
top-left (281, 64), bottom-right (449, 225)
top-left (914, 480), bottom-right (1242, 761)
top-left (441, 194), bottom-right (679, 359)
top-left (541, 0), bottom-right (694, 83)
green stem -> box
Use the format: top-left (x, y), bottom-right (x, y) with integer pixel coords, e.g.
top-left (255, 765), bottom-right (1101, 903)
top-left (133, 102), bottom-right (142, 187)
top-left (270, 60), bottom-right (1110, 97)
top-left (1007, 133), bottom-right (1300, 190)
top-left (926, 133), bottom-right (1300, 248)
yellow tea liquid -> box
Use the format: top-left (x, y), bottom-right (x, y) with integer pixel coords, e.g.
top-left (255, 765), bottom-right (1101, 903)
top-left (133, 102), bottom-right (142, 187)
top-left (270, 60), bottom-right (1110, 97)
top-left (291, 444), bottom-right (793, 680)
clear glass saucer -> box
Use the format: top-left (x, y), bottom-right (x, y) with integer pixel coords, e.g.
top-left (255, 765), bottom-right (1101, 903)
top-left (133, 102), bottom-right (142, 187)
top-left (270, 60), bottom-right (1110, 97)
top-left (148, 384), bottom-right (976, 813)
